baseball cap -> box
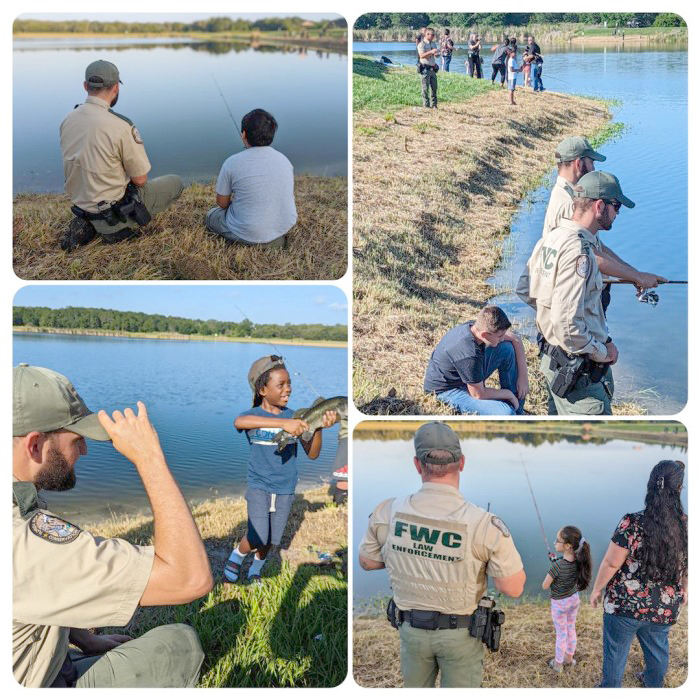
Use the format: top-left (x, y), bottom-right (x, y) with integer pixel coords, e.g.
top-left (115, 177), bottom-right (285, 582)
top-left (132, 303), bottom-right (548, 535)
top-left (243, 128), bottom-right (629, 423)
top-left (572, 171), bottom-right (635, 208)
top-left (13, 364), bottom-right (110, 440)
top-left (414, 422), bottom-right (463, 464)
top-left (555, 136), bottom-right (606, 164)
top-left (85, 60), bottom-right (122, 89)
top-left (247, 355), bottom-right (286, 396)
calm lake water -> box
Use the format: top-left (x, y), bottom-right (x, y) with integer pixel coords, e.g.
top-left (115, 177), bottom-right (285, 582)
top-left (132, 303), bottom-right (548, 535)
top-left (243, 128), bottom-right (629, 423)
top-left (14, 333), bottom-right (347, 523)
top-left (353, 429), bottom-right (687, 606)
top-left (14, 37), bottom-right (348, 193)
top-left (355, 43), bottom-right (688, 414)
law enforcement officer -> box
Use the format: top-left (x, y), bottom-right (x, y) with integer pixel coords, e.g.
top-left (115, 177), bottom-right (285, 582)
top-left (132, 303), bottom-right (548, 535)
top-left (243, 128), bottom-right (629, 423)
top-left (543, 138), bottom-right (667, 310)
top-left (12, 364), bottom-right (213, 687)
top-left (59, 60), bottom-right (184, 250)
top-left (517, 171), bottom-right (633, 415)
top-left (417, 28), bottom-right (439, 108)
top-left (359, 422), bottom-right (526, 688)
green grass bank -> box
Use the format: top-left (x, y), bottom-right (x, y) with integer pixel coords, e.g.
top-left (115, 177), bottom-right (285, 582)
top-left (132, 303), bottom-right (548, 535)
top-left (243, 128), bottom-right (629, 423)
top-left (352, 58), bottom-right (639, 415)
top-left (88, 486), bottom-right (347, 687)
top-left (13, 176), bottom-right (347, 281)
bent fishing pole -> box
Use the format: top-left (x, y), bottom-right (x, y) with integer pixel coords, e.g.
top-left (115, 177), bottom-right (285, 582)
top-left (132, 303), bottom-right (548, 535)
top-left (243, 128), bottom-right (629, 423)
top-left (211, 74), bottom-right (245, 147)
top-left (232, 303), bottom-right (323, 399)
top-left (519, 453), bottom-right (553, 557)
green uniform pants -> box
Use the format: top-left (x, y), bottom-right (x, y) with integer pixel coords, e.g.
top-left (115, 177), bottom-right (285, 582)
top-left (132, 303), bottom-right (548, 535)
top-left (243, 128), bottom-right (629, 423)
top-left (91, 175), bottom-right (184, 235)
top-left (399, 624), bottom-right (484, 688)
top-left (421, 69), bottom-right (438, 107)
top-left (72, 624), bottom-right (204, 688)
top-left (539, 355), bottom-right (614, 416)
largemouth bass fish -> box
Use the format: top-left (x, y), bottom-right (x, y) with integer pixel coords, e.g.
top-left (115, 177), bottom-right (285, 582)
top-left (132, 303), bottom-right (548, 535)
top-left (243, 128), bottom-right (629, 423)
top-left (273, 396), bottom-right (348, 451)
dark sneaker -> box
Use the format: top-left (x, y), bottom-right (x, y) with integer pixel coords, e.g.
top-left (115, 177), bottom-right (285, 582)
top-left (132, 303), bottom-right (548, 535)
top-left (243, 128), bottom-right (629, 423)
top-left (60, 217), bottom-right (97, 251)
top-left (101, 228), bottom-right (138, 244)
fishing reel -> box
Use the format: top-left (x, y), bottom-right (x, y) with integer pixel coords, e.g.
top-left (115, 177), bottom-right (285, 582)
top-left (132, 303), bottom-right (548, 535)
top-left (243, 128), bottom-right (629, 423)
top-left (636, 288), bottom-right (659, 307)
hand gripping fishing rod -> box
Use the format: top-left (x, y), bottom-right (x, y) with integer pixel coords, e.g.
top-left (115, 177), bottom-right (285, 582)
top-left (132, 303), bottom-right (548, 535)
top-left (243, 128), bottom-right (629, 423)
top-left (211, 74), bottom-right (245, 147)
top-left (607, 280), bottom-right (687, 308)
top-left (519, 453), bottom-right (553, 558)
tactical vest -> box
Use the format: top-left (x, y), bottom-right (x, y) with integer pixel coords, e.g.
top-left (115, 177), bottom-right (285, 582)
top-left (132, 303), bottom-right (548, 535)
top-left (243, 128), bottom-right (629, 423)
top-left (382, 495), bottom-right (491, 615)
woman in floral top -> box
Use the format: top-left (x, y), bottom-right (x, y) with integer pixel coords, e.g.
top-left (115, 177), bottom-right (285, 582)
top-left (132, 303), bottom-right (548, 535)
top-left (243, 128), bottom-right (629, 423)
top-left (591, 460), bottom-right (687, 687)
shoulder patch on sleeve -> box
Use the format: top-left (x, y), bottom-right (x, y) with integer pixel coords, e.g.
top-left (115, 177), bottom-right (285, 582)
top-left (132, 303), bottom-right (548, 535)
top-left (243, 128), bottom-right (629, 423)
top-left (131, 126), bottom-right (144, 144)
top-left (491, 516), bottom-right (511, 538)
top-left (29, 512), bottom-right (82, 544)
top-left (575, 254), bottom-right (590, 278)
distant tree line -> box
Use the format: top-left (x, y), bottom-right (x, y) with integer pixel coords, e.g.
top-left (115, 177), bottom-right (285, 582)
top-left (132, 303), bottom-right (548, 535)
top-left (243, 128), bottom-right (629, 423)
top-left (14, 16), bottom-right (347, 34)
top-left (354, 12), bottom-right (685, 29)
top-left (14, 306), bottom-right (347, 342)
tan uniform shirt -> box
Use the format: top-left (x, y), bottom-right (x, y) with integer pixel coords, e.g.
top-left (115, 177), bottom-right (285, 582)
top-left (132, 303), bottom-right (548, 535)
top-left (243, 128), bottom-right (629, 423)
top-left (516, 218), bottom-right (609, 362)
top-left (59, 96), bottom-right (151, 212)
top-left (12, 481), bottom-right (154, 687)
top-left (359, 482), bottom-right (523, 615)
top-left (542, 176), bottom-right (574, 237)
top-left (418, 40), bottom-right (438, 66)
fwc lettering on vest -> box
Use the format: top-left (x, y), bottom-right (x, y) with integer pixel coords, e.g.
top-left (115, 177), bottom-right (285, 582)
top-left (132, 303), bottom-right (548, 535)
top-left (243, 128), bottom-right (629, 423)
top-left (394, 520), bottom-right (462, 551)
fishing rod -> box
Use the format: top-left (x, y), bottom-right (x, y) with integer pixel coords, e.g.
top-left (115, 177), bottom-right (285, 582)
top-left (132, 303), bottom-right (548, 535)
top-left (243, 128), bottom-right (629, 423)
top-left (519, 453), bottom-right (552, 556)
top-left (211, 73), bottom-right (245, 146)
top-left (607, 280), bottom-right (687, 308)
top-left (607, 280), bottom-right (687, 285)
top-left (232, 303), bottom-right (323, 399)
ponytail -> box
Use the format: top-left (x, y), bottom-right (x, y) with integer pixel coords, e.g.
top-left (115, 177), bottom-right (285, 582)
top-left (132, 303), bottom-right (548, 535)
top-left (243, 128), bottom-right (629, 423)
top-left (560, 525), bottom-right (592, 591)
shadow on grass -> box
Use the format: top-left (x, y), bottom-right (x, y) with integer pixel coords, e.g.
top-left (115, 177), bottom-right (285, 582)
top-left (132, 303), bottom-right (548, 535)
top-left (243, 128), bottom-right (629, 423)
top-left (353, 56), bottom-right (390, 81)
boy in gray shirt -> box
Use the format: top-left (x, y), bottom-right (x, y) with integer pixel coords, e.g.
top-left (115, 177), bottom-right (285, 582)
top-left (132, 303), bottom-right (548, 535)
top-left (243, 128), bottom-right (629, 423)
top-left (206, 109), bottom-right (297, 247)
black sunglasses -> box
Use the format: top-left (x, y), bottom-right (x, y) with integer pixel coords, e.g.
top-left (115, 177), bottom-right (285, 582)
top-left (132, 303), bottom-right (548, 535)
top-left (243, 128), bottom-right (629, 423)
top-left (603, 199), bottom-right (622, 212)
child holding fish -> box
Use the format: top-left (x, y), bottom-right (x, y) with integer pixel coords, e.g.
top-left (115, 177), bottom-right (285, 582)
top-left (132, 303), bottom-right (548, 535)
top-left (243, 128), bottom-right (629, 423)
top-left (224, 355), bottom-right (338, 584)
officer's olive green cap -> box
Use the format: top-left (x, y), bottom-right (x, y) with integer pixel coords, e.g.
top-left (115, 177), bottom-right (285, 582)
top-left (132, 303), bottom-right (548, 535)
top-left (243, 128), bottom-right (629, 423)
top-left (85, 60), bottom-right (122, 89)
top-left (13, 364), bottom-right (110, 440)
top-left (247, 355), bottom-right (286, 397)
top-left (414, 421), bottom-right (463, 465)
top-left (572, 171), bottom-right (635, 208)
top-left (555, 136), bottom-right (606, 164)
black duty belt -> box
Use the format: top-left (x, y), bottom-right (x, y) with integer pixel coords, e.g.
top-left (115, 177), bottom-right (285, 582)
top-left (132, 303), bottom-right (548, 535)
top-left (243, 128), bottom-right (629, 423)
top-left (398, 608), bottom-right (473, 630)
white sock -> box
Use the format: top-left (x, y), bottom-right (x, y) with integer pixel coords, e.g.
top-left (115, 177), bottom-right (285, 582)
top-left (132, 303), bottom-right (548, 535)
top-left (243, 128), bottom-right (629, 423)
top-left (249, 554), bottom-right (266, 576)
top-left (223, 546), bottom-right (245, 582)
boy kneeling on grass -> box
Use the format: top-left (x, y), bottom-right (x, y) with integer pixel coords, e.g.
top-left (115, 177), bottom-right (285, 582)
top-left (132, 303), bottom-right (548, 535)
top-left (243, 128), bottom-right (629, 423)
top-left (206, 109), bottom-right (297, 249)
top-left (423, 305), bottom-right (529, 415)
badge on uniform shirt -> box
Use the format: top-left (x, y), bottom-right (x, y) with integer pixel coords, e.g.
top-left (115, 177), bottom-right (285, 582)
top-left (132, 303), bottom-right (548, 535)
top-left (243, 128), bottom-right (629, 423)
top-left (29, 512), bottom-right (81, 544)
top-left (491, 516), bottom-right (511, 538)
top-left (131, 126), bottom-right (143, 144)
top-left (575, 254), bottom-right (590, 278)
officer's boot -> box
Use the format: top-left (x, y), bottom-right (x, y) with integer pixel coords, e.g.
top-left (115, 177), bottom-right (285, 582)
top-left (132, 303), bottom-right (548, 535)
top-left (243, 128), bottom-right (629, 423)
top-left (100, 228), bottom-right (139, 244)
top-left (60, 217), bottom-right (97, 252)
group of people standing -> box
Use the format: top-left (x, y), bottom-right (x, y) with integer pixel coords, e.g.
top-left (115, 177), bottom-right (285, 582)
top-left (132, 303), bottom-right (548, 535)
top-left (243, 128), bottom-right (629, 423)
top-left (359, 422), bottom-right (688, 688)
top-left (414, 29), bottom-right (545, 109)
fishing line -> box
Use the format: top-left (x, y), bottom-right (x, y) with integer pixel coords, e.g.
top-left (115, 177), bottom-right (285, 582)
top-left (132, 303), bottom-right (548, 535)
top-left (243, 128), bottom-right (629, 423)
top-left (211, 73), bottom-right (245, 146)
top-left (519, 453), bottom-right (552, 554)
top-left (232, 303), bottom-right (322, 399)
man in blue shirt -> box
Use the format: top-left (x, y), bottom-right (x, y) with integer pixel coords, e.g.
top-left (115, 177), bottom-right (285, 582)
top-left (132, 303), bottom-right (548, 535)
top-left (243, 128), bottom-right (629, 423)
top-left (424, 306), bottom-right (529, 415)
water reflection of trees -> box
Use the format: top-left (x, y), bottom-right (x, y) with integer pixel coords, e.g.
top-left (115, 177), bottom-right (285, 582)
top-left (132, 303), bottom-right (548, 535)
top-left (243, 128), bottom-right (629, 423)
top-left (14, 40), bottom-right (346, 58)
top-left (355, 429), bottom-right (686, 452)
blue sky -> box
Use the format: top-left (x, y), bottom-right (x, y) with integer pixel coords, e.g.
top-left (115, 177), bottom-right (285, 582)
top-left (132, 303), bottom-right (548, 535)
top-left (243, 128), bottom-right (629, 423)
top-left (18, 13), bottom-right (342, 23)
top-left (14, 285), bottom-right (348, 325)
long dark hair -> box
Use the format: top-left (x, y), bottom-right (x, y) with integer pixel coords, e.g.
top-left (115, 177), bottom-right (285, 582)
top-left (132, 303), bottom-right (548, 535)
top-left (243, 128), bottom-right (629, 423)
top-left (252, 359), bottom-right (287, 408)
top-left (638, 460), bottom-right (687, 584)
top-left (559, 525), bottom-right (592, 591)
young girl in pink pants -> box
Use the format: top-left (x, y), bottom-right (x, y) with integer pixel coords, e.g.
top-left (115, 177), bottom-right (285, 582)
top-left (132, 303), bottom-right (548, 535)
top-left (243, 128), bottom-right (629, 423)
top-left (542, 526), bottom-right (592, 671)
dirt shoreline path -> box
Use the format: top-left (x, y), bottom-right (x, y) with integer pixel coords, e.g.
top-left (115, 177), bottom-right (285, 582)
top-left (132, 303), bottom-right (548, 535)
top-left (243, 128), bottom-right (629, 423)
top-left (13, 175), bottom-right (347, 280)
top-left (353, 604), bottom-right (687, 688)
top-left (353, 87), bottom-right (632, 415)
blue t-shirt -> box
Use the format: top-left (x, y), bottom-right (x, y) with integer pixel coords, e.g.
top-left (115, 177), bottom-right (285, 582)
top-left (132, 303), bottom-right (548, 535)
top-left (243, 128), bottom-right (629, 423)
top-left (237, 406), bottom-right (298, 494)
top-left (424, 321), bottom-right (485, 393)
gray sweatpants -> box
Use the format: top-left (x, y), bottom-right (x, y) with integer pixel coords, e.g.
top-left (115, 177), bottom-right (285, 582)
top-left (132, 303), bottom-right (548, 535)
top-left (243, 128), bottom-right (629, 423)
top-left (73, 624), bottom-right (204, 688)
top-left (205, 207), bottom-right (287, 248)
